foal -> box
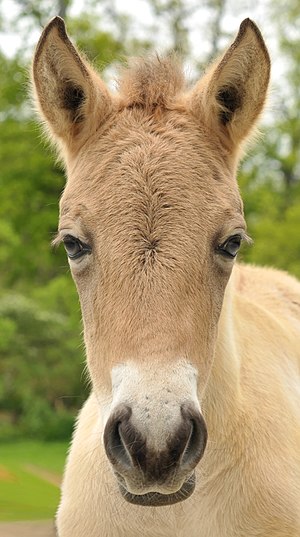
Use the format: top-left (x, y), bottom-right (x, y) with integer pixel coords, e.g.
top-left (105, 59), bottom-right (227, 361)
top-left (33, 17), bottom-right (300, 537)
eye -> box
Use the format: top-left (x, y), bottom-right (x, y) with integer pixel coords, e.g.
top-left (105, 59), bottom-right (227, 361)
top-left (63, 235), bottom-right (92, 260)
top-left (217, 234), bottom-right (242, 259)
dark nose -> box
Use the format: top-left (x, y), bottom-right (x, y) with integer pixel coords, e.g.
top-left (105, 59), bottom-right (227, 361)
top-left (103, 404), bottom-right (207, 480)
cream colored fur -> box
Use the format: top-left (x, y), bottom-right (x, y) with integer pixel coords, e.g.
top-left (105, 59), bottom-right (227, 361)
top-left (32, 16), bottom-right (300, 537)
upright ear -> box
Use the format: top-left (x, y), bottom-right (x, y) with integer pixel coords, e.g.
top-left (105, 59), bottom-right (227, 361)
top-left (189, 19), bottom-right (270, 153)
top-left (32, 17), bottom-right (114, 155)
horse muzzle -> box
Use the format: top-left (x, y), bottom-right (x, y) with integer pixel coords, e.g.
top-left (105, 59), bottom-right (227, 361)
top-left (103, 403), bottom-right (207, 506)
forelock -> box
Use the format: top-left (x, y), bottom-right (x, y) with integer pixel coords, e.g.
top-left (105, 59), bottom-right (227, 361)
top-left (117, 55), bottom-right (186, 111)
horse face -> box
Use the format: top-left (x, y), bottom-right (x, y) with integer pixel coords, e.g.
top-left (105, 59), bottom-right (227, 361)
top-left (58, 116), bottom-right (243, 504)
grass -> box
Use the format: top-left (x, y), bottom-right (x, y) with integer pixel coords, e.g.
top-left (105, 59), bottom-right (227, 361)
top-left (0, 441), bottom-right (69, 522)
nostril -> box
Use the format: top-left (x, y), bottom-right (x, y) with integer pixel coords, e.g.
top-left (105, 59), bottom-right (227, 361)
top-left (112, 422), bottom-right (132, 467)
top-left (104, 405), bottom-right (148, 472)
top-left (104, 406), bottom-right (133, 469)
top-left (180, 405), bottom-right (207, 469)
top-left (181, 420), bottom-right (195, 466)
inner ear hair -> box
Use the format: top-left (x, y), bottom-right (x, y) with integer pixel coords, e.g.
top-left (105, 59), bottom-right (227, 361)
top-left (188, 19), bottom-right (270, 152)
top-left (32, 16), bottom-right (114, 154)
top-left (217, 86), bottom-right (242, 126)
top-left (61, 82), bottom-right (85, 122)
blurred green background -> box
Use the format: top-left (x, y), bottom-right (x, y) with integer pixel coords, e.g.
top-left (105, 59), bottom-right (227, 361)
top-left (0, 0), bottom-right (299, 522)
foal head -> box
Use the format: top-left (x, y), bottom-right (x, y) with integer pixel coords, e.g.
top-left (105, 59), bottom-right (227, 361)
top-left (33, 18), bottom-right (270, 506)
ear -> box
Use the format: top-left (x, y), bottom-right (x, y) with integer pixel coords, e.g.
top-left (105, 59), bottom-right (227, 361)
top-left (32, 17), bottom-right (114, 155)
top-left (189, 19), bottom-right (270, 152)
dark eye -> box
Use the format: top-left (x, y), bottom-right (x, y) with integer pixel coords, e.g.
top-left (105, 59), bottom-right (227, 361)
top-left (218, 234), bottom-right (242, 259)
top-left (63, 235), bottom-right (91, 260)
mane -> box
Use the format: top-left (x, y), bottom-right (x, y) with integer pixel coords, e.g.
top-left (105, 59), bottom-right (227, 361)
top-left (117, 55), bottom-right (186, 111)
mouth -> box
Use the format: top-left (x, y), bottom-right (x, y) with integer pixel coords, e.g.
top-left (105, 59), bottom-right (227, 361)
top-left (118, 473), bottom-right (196, 507)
